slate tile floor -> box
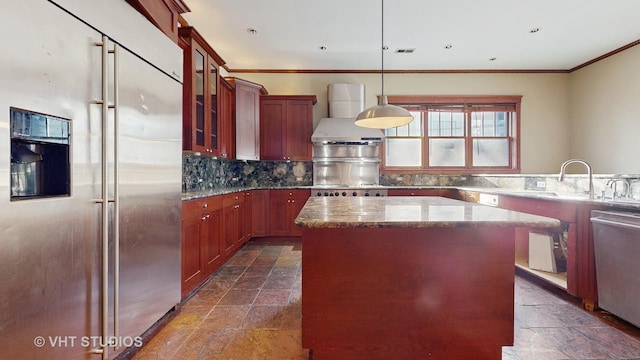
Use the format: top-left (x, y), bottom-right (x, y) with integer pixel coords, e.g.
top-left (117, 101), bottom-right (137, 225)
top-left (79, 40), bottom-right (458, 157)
top-left (132, 241), bottom-right (640, 360)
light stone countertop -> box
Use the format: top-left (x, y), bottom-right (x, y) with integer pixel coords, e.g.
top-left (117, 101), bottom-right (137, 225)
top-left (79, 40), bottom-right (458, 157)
top-left (294, 196), bottom-right (562, 229)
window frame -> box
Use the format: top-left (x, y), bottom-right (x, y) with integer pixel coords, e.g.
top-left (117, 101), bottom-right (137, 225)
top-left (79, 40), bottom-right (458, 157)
top-left (383, 95), bottom-right (522, 174)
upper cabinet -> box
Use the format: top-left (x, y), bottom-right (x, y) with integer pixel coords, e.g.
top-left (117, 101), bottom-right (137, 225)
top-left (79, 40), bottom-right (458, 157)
top-left (179, 26), bottom-right (227, 157)
top-left (225, 77), bottom-right (268, 161)
top-left (260, 95), bottom-right (317, 161)
top-left (218, 77), bottom-right (235, 159)
top-left (125, 0), bottom-right (190, 44)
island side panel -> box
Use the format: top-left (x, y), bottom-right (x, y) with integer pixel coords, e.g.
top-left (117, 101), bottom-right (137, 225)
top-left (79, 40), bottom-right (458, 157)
top-left (301, 226), bottom-right (515, 360)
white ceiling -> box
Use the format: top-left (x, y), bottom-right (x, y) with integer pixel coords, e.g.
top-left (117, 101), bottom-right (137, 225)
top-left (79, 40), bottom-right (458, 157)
top-left (181, 0), bottom-right (640, 72)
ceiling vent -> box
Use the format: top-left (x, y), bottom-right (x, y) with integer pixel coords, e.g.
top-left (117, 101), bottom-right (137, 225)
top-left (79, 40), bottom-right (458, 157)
top-left (395, 48), bottom-right (415, 54)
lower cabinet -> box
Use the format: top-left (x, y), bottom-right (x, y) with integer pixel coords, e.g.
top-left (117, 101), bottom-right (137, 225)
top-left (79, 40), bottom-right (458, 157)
top-left (222, 192), bottom-right (244, 255)
top-left (269, 189), bottom-right (310, 236)
top-left (251, 189), bottom-right (270, 237)
top-left (181, 196), bottom-right (223, 298)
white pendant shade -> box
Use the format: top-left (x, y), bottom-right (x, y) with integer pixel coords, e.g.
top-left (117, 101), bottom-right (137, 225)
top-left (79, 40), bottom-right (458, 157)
top-left (355, 95), bottom-right (413, 129)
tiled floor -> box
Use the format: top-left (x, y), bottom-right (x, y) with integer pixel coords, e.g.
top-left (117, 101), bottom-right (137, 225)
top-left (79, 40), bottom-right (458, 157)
top-left (132, 241), bottom-right (640, 360)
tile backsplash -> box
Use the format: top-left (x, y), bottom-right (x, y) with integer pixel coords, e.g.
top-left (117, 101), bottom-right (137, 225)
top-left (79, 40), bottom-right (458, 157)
top-left (182, 152), bottom-right (312, 192)
top-left (183, 152), bottom-right (640, 198)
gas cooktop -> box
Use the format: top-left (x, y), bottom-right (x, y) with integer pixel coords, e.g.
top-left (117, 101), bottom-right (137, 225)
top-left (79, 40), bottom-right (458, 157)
top-left (312, 188), bottom-right (387, 197)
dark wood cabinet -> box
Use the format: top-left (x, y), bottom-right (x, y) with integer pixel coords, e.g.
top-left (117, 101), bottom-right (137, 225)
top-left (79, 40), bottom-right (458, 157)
top-left (269, 189), bottom-right (310, 236)
top-left (225, 77), bottom-right (266, 161)
top-left (180, 26), bottom-right (226, 156)
top-left (218, 77), bottom-right (235, 159)
top-left (125, 0), bottom-right (189, 44)
top-left (494, 194), bottom-right (602, 310)
top-left (260, 96), bottom-right (317, 161)
top-left (243, 191), bottom-right (253, 241)
top-left (222, 193), bottom-right (244, 255)
top-left (181, 196), bottom-right (223, 298)
top-left (387, 189), bottom-right (441, 196)
top-left (251, 190), bottom-right (270, 237)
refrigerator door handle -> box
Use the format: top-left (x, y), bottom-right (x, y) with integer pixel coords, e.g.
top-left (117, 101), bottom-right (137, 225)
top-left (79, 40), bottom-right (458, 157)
top-left (91, 35), bottom-right (121, 359)
top-left (112, 40), bottom-right (121, 351)
top-left (111, 39), bottom-right (121, 352)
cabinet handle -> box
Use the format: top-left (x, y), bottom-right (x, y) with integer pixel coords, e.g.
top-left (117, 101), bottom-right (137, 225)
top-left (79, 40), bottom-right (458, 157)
top-left (289, 192), bottom-right (293, 196)
top-left (201, 214), bottom-right (210, 221)
top-left (291, 200), bottom-right (295, 203)
top-left (203, 203), bottom-right (208, 208)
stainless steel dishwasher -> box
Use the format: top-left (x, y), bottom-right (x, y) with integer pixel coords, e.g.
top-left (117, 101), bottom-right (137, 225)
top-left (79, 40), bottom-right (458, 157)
top-left (591, 210), bottom-right (640, 327)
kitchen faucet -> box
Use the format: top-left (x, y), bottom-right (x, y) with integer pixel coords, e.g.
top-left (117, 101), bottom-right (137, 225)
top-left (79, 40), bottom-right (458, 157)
top-left (606, 178), bottom-right (631, 199)
top-left (558, 159), bottom-right (594, 199)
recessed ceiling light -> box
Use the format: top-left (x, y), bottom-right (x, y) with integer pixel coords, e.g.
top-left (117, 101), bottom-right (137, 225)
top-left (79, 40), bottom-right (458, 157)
top-left (382, 45), bottom-right (389, 51)
top-left (529, 27), bottom-right (540, 33)
top-left (444, 44), bottom-right (453, 49)
top-left (489, 57), bottom-right (497, 61)
top-left (247, 28), bottom-right (258, 35)
top-left (395, 48), bottom-right (415, 53)
top-left (319, 46), bottom-right (327, 51)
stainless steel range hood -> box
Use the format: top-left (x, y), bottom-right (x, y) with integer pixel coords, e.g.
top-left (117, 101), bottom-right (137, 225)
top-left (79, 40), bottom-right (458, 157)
top-left (311, 117), bottom-right (384, 144)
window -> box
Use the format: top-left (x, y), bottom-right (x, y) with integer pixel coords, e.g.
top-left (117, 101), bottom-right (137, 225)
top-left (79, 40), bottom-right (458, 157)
top-left (383, 96), bottom-right (521, 174)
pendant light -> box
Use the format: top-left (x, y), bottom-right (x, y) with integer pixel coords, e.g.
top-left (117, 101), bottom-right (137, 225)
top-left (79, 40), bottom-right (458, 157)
top-left (355, 0), bottom-right (413, 129)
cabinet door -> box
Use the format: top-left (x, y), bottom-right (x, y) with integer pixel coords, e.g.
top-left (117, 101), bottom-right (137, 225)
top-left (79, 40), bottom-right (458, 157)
top-left (269, 190), bottom-right (310, 236)
top-left (223, 194), bottom-right (243, 254)
top-left (235, 82), bottom-right (260, 160)
top-left (190, 43), bottom-right (207, 152)
top-left (286, 100), bottom-right (313, 160)
top-left (269, 192), bottom-right (291, 236)
top-left (219, 78), bottom-right (234, 159)
top-left (260, 99), bottom-right (286, 160)
top-left (203, 207), bottom-right (223, 274)
top-left (243, 191), bottom-right (252, 242)
top-left (180, 27), bottom-right (220, 155)
top-left (181, 211), bottom-right (204, 297)
top-left (252, 190), bottom-right (270, 237)
top-left (289, 194), bottom-right (309, 236)
top-left (207, 60), bottom-right (219, 155)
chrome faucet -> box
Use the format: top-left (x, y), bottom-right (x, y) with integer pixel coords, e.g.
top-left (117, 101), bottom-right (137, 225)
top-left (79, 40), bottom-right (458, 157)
top-left (558, 159), bottom-right (594, 199)
top-left (606, 178), bottom-right (631, 199)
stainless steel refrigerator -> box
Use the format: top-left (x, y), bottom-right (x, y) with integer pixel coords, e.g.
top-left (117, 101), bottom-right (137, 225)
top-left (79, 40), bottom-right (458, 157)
top-left (0, 0), bottom-right (183, 359)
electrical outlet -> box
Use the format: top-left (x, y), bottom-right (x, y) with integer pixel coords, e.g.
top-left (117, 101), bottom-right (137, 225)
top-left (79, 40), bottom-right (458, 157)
top-left (536, 181), bottom-right (546, 188)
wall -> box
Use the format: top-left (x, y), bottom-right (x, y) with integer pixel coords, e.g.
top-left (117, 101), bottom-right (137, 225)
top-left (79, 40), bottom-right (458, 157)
top-left (568, 44), bottom-right (640, 174)
top-left (230, 72), bottom-right (571, 174)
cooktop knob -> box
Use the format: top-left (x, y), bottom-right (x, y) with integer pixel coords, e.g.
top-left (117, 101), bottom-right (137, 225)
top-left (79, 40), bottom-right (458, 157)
top-left (334, 192), bottom-right (339, 197)
top-left (324, 192), bottom-right (329, 196)
top-left (375, 192), bottom-right (382, 197)
top-left (342, 192), bottom-right (347, 196)
top-left (352, 191), bottom-right (358, 196)
top-left (364, 193), bottom-right (370, 197)
top-left (316, 192), bottom-right (322, 196)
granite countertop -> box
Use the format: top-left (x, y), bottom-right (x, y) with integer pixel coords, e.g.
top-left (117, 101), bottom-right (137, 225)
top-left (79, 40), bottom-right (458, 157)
top-left (294, 196), bottom-right (562, 229)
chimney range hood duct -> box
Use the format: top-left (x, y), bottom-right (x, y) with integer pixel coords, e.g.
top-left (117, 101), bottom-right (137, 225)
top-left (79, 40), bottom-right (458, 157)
top-left (311, 84), bottom-right (384, 144)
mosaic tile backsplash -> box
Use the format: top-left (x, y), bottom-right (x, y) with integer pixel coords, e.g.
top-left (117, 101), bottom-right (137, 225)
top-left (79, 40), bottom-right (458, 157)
top-left (184, 152), bottom-right (640, 198)
top-left (183, 152), bottom-right (312, 192)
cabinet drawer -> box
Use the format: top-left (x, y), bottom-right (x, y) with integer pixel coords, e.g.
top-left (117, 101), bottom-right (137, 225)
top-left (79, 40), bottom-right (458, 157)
top-left (222, 192), bottom-right (244, 207)
top-left (183, 196), bottom-right (222, 218)
top-left (271, 189), bottom-right (311, 199)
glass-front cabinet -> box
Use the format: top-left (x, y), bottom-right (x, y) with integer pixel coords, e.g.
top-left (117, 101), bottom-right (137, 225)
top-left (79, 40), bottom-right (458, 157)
top-left (179, 26), bottom-right (224, 156)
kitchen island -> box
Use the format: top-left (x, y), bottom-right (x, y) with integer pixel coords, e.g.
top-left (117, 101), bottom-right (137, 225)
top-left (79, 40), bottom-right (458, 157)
top-left (295, 196), bottom-right (561, 360)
